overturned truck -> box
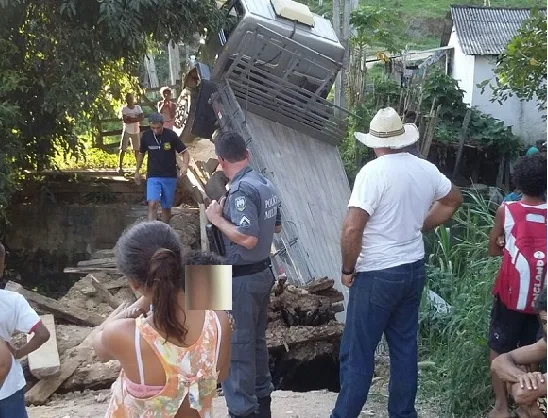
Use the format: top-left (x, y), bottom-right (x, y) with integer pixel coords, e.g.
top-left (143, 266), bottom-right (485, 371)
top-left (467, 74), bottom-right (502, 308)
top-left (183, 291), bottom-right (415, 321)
top-left (175, 0), bottom-right (351, 322)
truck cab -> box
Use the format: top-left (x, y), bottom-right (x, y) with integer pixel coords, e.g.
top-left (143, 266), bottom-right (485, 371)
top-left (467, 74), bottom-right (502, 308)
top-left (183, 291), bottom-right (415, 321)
top-left (201, 0), bottom-right (345, 98)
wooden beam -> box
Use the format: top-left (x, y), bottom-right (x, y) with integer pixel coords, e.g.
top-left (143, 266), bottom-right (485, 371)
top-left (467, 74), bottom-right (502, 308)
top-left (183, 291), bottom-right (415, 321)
top-left (80, 276), bottom-right (128, 296)
top-left (90, 275), bottom-right (122, 309)
top-left (20, 289), bottom-right (105, 327)
top-left (451, 109), bottom-right (472, 180)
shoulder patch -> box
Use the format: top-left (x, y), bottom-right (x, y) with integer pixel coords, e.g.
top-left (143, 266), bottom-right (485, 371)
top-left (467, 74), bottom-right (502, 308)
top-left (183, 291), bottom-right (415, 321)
top-left (239, 215), bottom-right (251, 228)
top-left (235, 196), bottom-right (246, 212)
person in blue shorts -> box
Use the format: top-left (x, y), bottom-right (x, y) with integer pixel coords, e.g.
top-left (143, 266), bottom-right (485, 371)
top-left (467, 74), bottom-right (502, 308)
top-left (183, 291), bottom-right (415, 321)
top-left (135, 112), bottom-right (190, 223)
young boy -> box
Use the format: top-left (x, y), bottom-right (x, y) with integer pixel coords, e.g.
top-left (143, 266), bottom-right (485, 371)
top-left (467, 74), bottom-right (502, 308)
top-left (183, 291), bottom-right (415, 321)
top-left (491, 287), bottom-right (547, 418)
top-left (488, 154), bottom-right (548, 418)
top-left (0, 242), bottom-right (50, 417)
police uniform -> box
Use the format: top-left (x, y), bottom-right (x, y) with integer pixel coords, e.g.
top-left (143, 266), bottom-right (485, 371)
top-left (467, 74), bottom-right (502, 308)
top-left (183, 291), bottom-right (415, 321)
top-left (220, 166), bottom-right (280, 418)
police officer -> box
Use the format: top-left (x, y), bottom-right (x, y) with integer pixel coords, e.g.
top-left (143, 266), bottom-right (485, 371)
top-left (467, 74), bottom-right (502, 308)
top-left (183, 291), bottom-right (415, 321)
top-left (205, 131), bottom-right (281, 418)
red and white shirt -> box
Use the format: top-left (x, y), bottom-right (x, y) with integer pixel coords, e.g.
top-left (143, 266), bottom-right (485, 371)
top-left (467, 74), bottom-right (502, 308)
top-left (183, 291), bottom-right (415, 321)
top-left (0, 290), bottom-right (41, 400)
top-left (493, 201), bottom-right (548, 314)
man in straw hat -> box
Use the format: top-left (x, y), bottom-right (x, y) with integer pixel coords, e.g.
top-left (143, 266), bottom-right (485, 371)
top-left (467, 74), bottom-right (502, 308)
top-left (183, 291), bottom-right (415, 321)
top-left (331, 107), bottom-right (463, 418)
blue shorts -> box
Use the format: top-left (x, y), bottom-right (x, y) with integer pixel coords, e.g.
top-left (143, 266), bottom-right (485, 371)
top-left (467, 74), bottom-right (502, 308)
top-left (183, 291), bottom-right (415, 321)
top-left (0, 389), bottom-right (28, 418)
top-left (146, 177), bottom-right (178, 209)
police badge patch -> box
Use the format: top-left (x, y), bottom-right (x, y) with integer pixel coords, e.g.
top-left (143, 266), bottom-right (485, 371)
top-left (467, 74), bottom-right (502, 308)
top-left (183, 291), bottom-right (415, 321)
top-left (235, 196), bottom-right (246, 212)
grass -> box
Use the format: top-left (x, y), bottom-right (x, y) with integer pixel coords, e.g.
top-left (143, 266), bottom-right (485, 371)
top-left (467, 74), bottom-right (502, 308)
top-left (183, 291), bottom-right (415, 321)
top-left (362, 0), bottom-right (543, 19)
top-left (419, 191), bottom-right (502, 417)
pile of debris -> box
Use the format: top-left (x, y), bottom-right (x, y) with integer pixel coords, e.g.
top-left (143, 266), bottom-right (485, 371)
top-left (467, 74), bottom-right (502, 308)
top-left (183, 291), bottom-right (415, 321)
top-left (11, 249), bottom-right (344, 406)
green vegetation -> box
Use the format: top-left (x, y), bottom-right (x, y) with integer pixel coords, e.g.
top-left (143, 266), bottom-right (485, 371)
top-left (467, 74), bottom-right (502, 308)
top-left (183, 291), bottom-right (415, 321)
top-left (302, 0), bottom-right (542, 49)
top-left (479, 7), bottom-right (547, 113)
top-left (0, 0), bottom-right (223, 224)
top-left (420, 192), bottom-right (501, 417)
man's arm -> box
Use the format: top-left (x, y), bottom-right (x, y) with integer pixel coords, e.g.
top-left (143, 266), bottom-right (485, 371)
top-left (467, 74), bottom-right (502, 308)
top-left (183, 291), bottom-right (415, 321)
top-left (341, 207), bottom-right (369, 274)
top-left (492, 339), bottom-right (547, 383)
top-left (422, 184), bottom-right (463, 233)
top-left (0, 340), bottom-right (12, 389)
top-left (177, 150), bottom-right (190, 174)
top-left (488, 205), bottom-right (505, 257)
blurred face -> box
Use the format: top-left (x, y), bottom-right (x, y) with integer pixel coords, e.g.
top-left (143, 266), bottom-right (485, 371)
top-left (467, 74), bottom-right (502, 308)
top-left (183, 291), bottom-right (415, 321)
top-left (126, 94), bottom-right (135, 106)
top-left (151, 122), bottom-right (164, 135)
top-left (163, 90), bottom-right (172, 100)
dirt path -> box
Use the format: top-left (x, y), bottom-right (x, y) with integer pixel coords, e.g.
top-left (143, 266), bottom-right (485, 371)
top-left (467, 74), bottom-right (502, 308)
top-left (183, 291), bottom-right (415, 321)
top-left (28, 388), bottom-right (438, 418)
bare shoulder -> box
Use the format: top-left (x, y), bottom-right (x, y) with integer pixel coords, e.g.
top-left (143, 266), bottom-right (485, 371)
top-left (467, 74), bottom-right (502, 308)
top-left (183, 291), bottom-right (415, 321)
top-left (214, 310), bottom-right (235, 332)
top-left (101, 318), bottom-right (136, 356)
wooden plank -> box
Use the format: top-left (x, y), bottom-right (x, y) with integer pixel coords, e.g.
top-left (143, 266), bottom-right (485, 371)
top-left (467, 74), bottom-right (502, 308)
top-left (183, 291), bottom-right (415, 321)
top-left (77, 257), bottom-right (117, 268)
top-left (63, 267), bottom-right (120, 275)
top-left (90, 275), bottom-right (122, 309)
top-left (80, 276), bottom-right (128, 296)
top-left (5, 280), bottom-right (23, 293)
top-left (198, 204), bottom-right (210, 252)
top-left (20, 289), bottom-right (105, 327)
top-left (451, 109), bottom-right (472, 180)
top-left (27, 314), bottom-right (61, 379)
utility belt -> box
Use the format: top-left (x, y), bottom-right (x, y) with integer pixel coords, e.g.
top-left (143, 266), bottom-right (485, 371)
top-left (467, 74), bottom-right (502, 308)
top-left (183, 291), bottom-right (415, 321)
top-left (232, 258), bottom-right (272, 277)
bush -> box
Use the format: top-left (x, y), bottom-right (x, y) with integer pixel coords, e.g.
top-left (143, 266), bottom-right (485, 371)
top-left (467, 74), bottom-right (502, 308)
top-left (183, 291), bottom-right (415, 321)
top-left (420, 191), bottom-right (502, 417)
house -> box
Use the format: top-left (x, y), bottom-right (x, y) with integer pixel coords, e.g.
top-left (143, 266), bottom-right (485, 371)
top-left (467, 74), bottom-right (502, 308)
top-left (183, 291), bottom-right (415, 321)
top-left (441, 5), bottom-right (547, 145)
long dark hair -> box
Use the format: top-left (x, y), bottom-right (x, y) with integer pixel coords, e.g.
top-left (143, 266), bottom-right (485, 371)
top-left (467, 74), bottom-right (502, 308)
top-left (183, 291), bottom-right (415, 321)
top-left (115, 221), bottom-right (187, 342)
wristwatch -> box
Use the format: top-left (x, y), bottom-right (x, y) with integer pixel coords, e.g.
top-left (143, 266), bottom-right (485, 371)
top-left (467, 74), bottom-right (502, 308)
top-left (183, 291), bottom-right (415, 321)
top-left (342, 267), bottom-right (355, 275)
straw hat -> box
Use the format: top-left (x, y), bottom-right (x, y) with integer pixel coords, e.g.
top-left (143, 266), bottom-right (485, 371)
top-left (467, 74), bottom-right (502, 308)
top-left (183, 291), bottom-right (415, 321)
top-left (355, 107), bottom-right (419, 149)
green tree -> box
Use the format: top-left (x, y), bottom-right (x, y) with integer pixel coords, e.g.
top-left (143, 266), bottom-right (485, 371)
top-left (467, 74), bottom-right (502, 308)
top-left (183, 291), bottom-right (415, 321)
top-left (0, 0), bottom-right (223, 221)
top-left (479, 8), bottom-right (547, 112)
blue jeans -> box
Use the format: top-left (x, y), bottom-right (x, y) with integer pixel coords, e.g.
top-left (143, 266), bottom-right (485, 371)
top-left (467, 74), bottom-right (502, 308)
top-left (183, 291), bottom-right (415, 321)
top-left (0, 389), bottom-right (28, 418)
top-left (331, 259), bottom-right (426, 418)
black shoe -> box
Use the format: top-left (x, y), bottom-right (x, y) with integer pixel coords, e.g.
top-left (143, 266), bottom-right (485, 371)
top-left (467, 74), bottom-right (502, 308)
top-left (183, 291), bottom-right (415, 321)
top-left (229, 414), bottom-right (255, 418)
top-left (257, 396), bottom-right (272, 418)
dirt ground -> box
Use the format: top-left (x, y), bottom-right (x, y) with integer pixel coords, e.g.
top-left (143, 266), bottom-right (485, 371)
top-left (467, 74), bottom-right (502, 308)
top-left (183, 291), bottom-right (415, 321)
top-left (28, 388), bottom-right (438, 418)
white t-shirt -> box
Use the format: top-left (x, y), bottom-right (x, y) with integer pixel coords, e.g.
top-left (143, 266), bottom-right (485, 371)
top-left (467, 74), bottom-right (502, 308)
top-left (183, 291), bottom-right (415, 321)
top-left (0, 290), bottom-right (41, 400)
top-left (348, 153), bottom-right (452, 272)
top-left (121, 105), bottom-right (143, 135)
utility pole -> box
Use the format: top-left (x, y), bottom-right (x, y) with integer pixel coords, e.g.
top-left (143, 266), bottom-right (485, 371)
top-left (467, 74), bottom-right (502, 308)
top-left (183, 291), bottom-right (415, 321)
top-left (332, 0), bottom-right (342, 107)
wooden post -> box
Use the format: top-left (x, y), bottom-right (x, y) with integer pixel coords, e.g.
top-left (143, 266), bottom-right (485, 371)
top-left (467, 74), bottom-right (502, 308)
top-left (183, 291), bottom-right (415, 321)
top-left (420, 103), bottom-right (442, 159)
top-left (451, 109), bottom-right (472, 180)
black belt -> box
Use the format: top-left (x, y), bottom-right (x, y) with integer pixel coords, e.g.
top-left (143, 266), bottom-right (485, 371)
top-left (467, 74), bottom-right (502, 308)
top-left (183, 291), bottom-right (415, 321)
top-left (232, 258), bottom-right (271, 277)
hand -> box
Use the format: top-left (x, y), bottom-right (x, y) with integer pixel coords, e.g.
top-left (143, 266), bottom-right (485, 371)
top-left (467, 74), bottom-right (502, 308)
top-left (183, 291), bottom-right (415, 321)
top-left (519, 371), bottom-right (545, 390)
top-left (125, 307), bottom-right (147, 319)
top-left (135, 172), bottom-right (141, 185)
top-left (341, 273), bottom-right (355, 288)
top-left (178, 166), bottom-right (188, 178)
top-left (219, 195), bottom-right (227, 209)
top-left (6, 342), bottom-right (21, 359)
top-left (496, 235), bottom-right (505, 247)
top-left (206, 200), bottom-right (223, 225)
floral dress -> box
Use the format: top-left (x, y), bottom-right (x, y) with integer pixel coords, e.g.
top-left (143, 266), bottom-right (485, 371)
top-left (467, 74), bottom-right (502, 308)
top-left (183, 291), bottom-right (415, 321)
top-left (105, 311), bottom-right (222, 418)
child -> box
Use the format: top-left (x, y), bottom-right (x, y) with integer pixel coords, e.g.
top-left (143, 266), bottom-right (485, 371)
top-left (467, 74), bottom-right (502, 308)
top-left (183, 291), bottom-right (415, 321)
top-left (488, 154), bottom-right (548, 418)
top-left (0, 242), bottom-right (50, 417)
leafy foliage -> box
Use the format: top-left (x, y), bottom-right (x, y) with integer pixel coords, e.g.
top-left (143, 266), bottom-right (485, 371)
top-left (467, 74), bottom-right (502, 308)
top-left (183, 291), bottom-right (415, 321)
top-left (478, 7), bottom-right (547, 112)
top-left (0, 0), bottom-right (223, 222)
top-left (420, 191), bottom-right (502, 417)
top-left (350, 6), bottom-right (403, 53)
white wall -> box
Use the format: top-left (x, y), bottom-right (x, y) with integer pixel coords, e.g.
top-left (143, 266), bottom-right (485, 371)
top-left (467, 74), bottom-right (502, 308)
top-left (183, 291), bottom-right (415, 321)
top-left (472, 55), bottom-right (547, 145)
top-left (448, 30), bottom-right (475, 105)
